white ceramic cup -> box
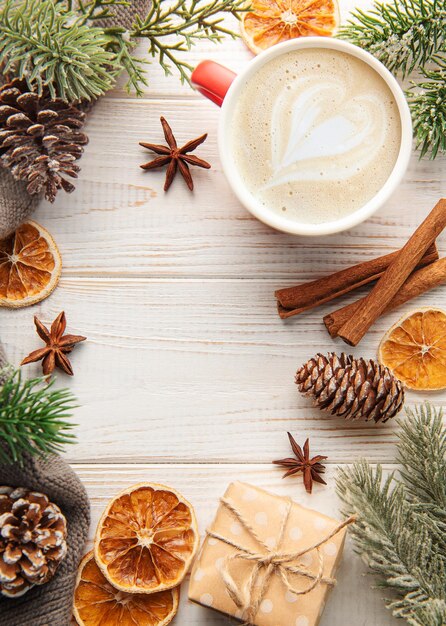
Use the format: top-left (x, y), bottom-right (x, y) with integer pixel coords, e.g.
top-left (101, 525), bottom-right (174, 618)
top-left (191, 37), bottom-right (413, 236)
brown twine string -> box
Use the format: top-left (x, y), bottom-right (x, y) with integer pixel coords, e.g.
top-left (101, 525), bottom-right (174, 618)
top-left (206, 496), bottom-right (356, 625)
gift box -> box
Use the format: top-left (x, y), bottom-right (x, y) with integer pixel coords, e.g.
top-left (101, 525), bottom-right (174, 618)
top-left (188, 482), bottom-right (354, 626)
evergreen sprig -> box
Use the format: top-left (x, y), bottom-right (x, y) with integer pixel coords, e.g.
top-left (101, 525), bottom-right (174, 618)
top-left (408, 59), bottom-right (446, 158)
top-left (132, 0), bottom-right (245, 84)
top-left (398, 404), bottom-right (446, 555)
top-left (338, 0), bottom-right (446, 158)
top-left (336, 404), bottom-right (446, 626)
top-left (0, 0), bottom-right (245, 102)
top-left (0, 0), bottom-right (117, 101)
top-left (338, 0), bottom-right (446, 77)
top-left (72, 0), bottom-right (150, 95)
top-left (0, 368), bottom-right (77, 465)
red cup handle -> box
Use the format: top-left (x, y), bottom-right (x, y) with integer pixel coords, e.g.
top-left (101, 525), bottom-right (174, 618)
top-left (191, 61), bottom-right (236, 107)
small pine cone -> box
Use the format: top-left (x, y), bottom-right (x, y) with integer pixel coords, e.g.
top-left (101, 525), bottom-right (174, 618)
top-left (0, 486), bottom-right (67, 598)
top-left (296, 352), bottom-right (404, 423)
top-left (0, 78), bottom-right (88, 202)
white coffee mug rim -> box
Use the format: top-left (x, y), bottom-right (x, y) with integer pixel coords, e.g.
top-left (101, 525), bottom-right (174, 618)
top-left (218, 37), bottom-right (413, 237)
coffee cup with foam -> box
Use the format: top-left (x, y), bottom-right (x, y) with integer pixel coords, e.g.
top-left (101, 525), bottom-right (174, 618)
top-left (192, 38), bottom-right (412, 237)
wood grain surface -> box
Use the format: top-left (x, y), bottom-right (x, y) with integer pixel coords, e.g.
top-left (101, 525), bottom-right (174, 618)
top-left (1, 3), bottom-right (445, 624)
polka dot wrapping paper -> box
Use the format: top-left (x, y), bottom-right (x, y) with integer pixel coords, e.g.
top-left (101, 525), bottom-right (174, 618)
top-left (188, 482), bottom-right (349, 626)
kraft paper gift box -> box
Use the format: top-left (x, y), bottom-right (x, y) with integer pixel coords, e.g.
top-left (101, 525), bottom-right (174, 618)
top-left (188, 482), bottom-right (354, 626)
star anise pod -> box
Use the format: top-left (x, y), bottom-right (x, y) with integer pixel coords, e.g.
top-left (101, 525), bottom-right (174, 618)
top-left (140, 116), bottom-right (211, 191)
top-left (273, 432), bottom-right (327, 494)
top-left (21, 312), bottom-right (86, 376)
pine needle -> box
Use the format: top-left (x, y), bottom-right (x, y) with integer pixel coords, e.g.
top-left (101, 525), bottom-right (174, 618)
top-left (0, 368), bottom-right (77, 465)
top-left (407, 58), bottom-right (446, 159)
top-left (337, 0), bottom-right (446, 158)
top-left (336, 403), bottom-right (446, 625)
top-left (398, 404), bottom-right (446, 554)
top-left (0, 0), bottom-right (117, 101)
top-left (337, 0), bottom-right (446, 77)
top-left (399, 404), bottom-right (446, 508)
top-left (0, 0), bottom-right (246, 101)
top-left (131, 0), bottom-right (247, 86)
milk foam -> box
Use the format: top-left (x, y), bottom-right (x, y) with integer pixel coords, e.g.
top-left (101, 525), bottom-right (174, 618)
top-left (230, 49), bottom-right (402, 224)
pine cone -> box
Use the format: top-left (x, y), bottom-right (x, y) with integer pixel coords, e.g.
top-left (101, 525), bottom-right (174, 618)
top-left (296, 352), bottom-right (404, 423)
top-left (0, 486), bottom-right (67, 598)
top-left (0, 79), bottom-right (88, 202)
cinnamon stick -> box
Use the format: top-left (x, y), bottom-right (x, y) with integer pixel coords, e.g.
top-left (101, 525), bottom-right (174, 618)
top-left (324, 257), bottom-right (446, 338)
top-left (337, 199), bottom-right (446, 346)
top-left (275, 244), bottom-right (439, 319)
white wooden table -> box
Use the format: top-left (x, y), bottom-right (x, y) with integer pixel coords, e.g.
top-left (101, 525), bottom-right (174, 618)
top-left (2, 4), bottom-right (446, 623)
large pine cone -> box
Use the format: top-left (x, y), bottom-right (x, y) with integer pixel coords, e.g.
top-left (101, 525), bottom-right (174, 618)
top-left (0, 486), bottom-right (67, 597)
top-left (0, 79), bottom-right (88, 202)
top-left (296, 352), bottom-right (404, 423)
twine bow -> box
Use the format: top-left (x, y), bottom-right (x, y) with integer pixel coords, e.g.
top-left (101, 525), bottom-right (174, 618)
top-left (207, 496), bottom-right (356, 625)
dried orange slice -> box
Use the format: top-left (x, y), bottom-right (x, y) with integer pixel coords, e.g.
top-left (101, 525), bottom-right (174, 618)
top-left (241, 0), bottom-right (340, 54)
top-left (94, 483), bottom-right (199, 594)
top-left (378, 308), bottom-right (446, 391)
top-left (73, 552), bottom-right (180, 626)
top-left (0, 221), bottom-right (61, 308)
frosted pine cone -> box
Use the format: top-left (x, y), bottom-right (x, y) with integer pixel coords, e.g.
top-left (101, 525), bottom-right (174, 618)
top-left (0, 486), bottom-right (67, 597)
top-left (0, 79), bottom-right (88, 202)
top-left (296, 352), bottom-right (404, 423)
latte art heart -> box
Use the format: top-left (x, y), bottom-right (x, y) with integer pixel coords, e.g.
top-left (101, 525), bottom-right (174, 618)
top-left (265, 79), bottom-right (386, 188)
top-left (230, 49), bottom-right (402, 224)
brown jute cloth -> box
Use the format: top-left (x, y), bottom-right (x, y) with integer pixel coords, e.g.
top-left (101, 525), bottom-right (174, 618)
top-left (0, 171), bottom-right (41, 239)
top-left (0, 349), bottom-right (91, 626)
top-left (0, 0), bottom-right (151, 239)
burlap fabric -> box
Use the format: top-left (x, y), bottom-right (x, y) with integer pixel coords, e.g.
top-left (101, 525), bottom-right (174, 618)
top-left (0, 0), bottom-right (150, 239)
top-left (0, 171), bottom-right (40, 239)
top-left (0, 346), bottom-right (91, 626)
top-left (0, 452), bottom-right (91, 626)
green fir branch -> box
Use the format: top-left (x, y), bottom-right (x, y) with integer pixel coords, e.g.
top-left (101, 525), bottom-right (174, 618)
top-left (337, 0), bottom-right (446, 77)
top-left (105, 26), bottom-right (149, 96)
top-left (0, 0), bottom-right (244, 101)
top-left (338, 0), bottom-right (446, 157)
top-left (415, 601), bottom-right (446, 626)
top-left (397, 404), bottom-right (446, 553)
top-left (0, 368), bottom-right (77, 465)
top-left (130, 0), bottom-right (246, 84)
top-left (0, 0), bottom-right (118, 101)
top-left (407, 58), bottom-right (446, 158)
top-left (399, 404), bottom-right (446, 511)
top-left (336, 404), bottom-right (446, 625)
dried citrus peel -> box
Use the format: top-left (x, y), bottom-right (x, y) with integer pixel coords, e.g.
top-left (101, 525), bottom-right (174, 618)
top-left (241, 0), bottom-right (340, 54)
top-left (378, 307), bottom-right (446, 390)
top-left (73, 551), bottom-right (180, 626)
top-left (94, 483), bottom-right (199, 594)
top-left (0, 221), bottom-right (61, 308)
